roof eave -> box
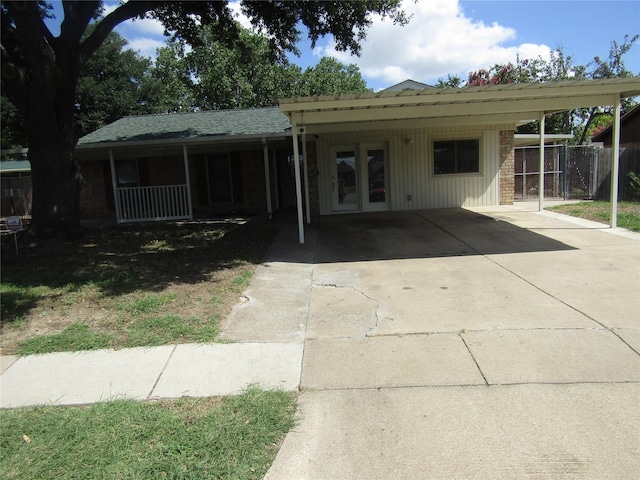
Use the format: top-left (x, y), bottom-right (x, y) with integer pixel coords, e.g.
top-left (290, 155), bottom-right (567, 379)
top-left (76, 131), bottom-right (291, 151)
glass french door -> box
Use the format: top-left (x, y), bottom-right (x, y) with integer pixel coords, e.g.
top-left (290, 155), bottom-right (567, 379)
top-left (333, 148), bottom-right (358, 211)
top-left (331, 144), bottom-right (388, 212)
top-left (365, 147), bottom-right (387, 209)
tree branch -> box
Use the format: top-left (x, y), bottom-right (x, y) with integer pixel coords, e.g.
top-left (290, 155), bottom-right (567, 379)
top-left (79, 1), bottom-right (154, 63)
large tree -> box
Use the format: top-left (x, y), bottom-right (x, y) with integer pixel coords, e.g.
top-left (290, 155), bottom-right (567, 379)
top-left (153, 25), bottom-right (371, 112)
top-left (1, 0), bottom-right (405, 238)
top-left (1, 27), bottom-right (157, 148)
top-left (75, 28), bottom-right (160, 139)
top-left (463, 37), bottom-right (638, 142)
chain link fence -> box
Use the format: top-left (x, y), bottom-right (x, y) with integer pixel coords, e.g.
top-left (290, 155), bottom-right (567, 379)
top-left (514, 145), bottom-right (640, 201)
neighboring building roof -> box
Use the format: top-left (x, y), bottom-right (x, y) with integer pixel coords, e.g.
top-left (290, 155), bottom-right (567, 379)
top-left (591, 103), bottom-right (640, 145)
top-left (383, 79), bottom-right (433, 91)
top-left (0, 160), bottom-right (31, 173)
top-left (77, 106), bottom-right (291, 148)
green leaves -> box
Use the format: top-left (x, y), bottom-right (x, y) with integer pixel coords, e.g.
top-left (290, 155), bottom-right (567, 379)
top-left (152, 22), bottom-right (371, 112)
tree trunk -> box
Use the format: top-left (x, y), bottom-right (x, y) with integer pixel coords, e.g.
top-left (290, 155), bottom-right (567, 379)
top-left (26, 67), bottom-right (84, 238)
top-left (28, 131), bottom-right (83, 239)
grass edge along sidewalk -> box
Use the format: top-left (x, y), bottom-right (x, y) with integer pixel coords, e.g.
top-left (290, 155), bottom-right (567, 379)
top-left (546, 201), bottom-right (640, 233)
top-left (0, 387), bottom-right (297, 480)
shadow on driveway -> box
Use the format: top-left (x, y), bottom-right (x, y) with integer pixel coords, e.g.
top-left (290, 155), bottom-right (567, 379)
top-left (313, 209), bottom-right (575, 263)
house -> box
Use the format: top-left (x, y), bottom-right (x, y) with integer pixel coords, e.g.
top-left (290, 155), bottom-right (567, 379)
top-left (590, 103), bottom-right (640, 200)
top-left (74, 107), bottom-right (296, 223)
top-left (591, 103), bottom-right (640, 147)
top-left (75, 77), bottom-right (640, 235)
top-left (0, 150), bottom-right (32, 218)
top-left (383, 79), bottom-right (433, 91)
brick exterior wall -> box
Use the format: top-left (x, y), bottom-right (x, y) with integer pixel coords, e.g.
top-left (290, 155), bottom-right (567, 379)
top-left (241, 150), bottom-right (266, 210)
top-left (499, 130), bottom-right (515, 205)
top-left (77, 142), bottom-right (316, 220)
top-left (146, 155), bottom-right (186, 185)
top-left (79, 160), bottom-right (111, 218)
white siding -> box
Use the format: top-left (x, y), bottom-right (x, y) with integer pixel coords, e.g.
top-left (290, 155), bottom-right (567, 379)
top-left (316, 124), bottom-right (510, 215)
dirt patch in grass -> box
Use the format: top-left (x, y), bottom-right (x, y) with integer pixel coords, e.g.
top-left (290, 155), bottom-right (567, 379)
top-left (0, 218), bottom-right (279, 355)
top-left (547, 201), bottom-right (640, 232)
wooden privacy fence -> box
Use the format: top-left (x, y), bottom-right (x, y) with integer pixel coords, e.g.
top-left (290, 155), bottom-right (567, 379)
top-left (593, 147), bottom-right (640, 201)
top-left (116, 185), bottom-right (192, 223)
top-left (514, 145), bottom-right (640, 202)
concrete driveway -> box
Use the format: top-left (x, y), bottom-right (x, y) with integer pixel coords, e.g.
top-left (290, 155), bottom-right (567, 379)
top-left (221, 205), bottom-right (640, 479)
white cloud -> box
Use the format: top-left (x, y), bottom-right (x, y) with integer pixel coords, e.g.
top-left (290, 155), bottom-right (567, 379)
top-left (101, 2), bottom-right (168, 60)
top-left (316, 0), bottom-right (552, 87)
top-left (125, 37), bottom-right (166, 59)
top-left (122, 17), bottom-right (167, 37)
top-left (228, 1), bottom-right (254, 30)
top-left (103, 1), bottom-right (255, 61)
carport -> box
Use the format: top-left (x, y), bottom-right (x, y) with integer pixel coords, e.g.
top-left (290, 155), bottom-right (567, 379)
top-left (279, 77), bottom-right (640, 243)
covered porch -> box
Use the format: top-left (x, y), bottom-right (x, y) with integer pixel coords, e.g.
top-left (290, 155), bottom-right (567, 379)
top-left (75, 107), bottom-right (294, 224)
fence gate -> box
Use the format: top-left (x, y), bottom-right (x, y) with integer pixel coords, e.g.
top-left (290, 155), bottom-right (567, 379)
top-left (514, 145), bottom-right (596, 201)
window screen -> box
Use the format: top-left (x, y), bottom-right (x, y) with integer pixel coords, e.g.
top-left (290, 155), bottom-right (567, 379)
top-left (433, 139), bottom-right (480, 175)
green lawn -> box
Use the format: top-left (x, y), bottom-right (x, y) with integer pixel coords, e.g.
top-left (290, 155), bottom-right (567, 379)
top-left (0, 388), bottom-right (296, 480)
top-left (1, 221), bottom-right (278, 355)
top-left (547, 201), bottom-right (640, 232)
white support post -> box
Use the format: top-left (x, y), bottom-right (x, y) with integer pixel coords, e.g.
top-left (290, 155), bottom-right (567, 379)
top-left (109, 149), bottom-right (122, 223)
top-left (182, 145), bottom-right (193, 220)
top-left (262, 138), bottom-right (273, 219)
top-left (538, 112), bottom-right (546, 211)
top-left (291, 123), bottom-right (305, 244)
top-left (301, 130), bottom-right (311, 224)
top-left (610, 96), bottom-right (621, 228)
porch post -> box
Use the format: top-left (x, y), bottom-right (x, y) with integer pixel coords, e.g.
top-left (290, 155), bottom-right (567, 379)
top-left (301, 130), bottom-right (311, 224)
top-left (182, 145), bottom-right (193, 220)
top-left (610, 95), bottom-right (621, 228)
top-left (262, 138), bottom-right (273, 219)
top-left (108, 149), bottom-right (122, 223)
top-left (538, 112), bottom-right (546, 211)
top-left (291, 122), bottom-right (305, 243)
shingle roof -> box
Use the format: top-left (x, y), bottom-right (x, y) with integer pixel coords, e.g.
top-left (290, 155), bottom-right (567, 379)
top-left (77, 107), bottom-right (291, 146)
top-left (0, 160), bottom-right (31, 173)
top-left (383, 79), bottom-right (433, 91)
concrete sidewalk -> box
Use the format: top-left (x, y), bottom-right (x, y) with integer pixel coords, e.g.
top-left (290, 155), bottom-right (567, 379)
top-left (0, 343), bottom-right (303, 407)
top-left (1, 204), bottom-right (639, 478)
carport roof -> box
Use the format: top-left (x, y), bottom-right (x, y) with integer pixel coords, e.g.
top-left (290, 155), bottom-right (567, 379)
top-left (279, 77), bottom-right (640, 130)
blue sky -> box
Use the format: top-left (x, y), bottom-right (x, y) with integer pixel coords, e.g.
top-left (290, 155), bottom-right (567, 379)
top-left (49, 0), bottom-right (639, 91)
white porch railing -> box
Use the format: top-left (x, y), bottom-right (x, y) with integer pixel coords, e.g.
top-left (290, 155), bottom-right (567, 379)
top-left (116, 185), bottom-right (192, 223)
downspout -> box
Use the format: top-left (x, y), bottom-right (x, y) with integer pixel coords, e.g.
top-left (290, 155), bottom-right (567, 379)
top-left (301, 129), bottom-right (311, 224)
top-left (291, 121), bottom-right (305, 243)
top-left (538, 112), bottom-right (546, 211)
top-left (183, 145), bottom-right (193, 220)
top-left (109, 149), bottom-right (122, 223)
top-left (610, 95), bottom-right (621, 228)
top-left (262, 138), bottom-right (273, 219)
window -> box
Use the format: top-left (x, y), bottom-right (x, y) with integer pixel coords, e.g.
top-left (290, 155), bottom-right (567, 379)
top-left (433, 139), bottom-right (480, 175)
top-left (115, 160), bottom-right (139, 187)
